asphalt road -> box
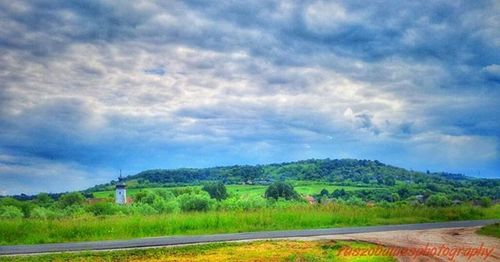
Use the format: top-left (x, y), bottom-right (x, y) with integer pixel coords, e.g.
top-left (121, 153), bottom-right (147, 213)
top-left (1, 219), bottom-right (497, 255)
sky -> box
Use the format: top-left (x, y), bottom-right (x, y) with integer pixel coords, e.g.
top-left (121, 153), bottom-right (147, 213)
top-left (0, 1), bottom-right (499, 195)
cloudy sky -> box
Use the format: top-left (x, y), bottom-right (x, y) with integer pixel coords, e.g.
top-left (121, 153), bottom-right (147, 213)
top-left (1, 1), bottom-right (499, 195)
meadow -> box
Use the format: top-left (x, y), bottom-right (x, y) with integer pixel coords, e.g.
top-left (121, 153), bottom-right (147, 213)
top-left (0, 203), bottom-right (497, 245)
top-left (0, 240), bottom-right (396, 262)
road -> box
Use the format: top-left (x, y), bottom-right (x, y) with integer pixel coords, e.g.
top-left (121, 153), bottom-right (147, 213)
top-left (0, 219), bottom-right (497, 255)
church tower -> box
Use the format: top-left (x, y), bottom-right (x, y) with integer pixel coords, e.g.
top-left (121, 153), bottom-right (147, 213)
top-left (115, 170), bottom-right (127, 204)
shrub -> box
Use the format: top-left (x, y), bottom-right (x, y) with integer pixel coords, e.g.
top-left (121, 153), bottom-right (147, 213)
top-left (131, 203), bottom-right (158, 215)
top-left (34, 193), bottom-right (54, 207)
top-left (0, 198), bottom-right (33, 218)
top-left (390, 193), bottom-right (400, 202)
top-left (153, 189), bottom-right (175, 201)
top-left (479, 197), bottom-right (492, 208)
top-left (58, 192), bottom-right (85, 208)
top-left (63, 205), bottom-right (87, 217)
top-left (30, 207), bottom-right (61, 219)
top-left (152, 198), bottom-right (179, 213)
top-left (220, 196), bottom-right (267, 211)
top-left (171, 187), bottom-right (200, 197)
top-left (426, 193), bottom-right (452, 207)
top-left (134, 190), bottom-right (159, 205)
top-left (177, 193), bottom-right (214, 212)
top-left (0, 205), bottom-right (24, 219)
top-left (87, 202), bottom-right (119, 216)
top-left (346, 196), bottom-right (365, 206)
top-left (264, 182), bottom-right (299, 200)
top-left (202, 182), bottom-right (228, 201)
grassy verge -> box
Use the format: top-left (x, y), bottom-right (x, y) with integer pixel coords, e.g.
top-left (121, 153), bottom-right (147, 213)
top-left (1, 204), bottom-right (497, 245)
top-left (0, 240), bottom-right (396, 262)
top-left (477, 223), bottom-right (500, 238)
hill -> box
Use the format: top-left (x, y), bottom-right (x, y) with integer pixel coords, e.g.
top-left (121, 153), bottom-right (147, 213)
top-left (86, 159), bottom-right (499, 201)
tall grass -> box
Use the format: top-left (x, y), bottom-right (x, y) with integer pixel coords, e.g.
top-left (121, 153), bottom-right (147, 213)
top-left (1, 204), bottom-right (497, 245)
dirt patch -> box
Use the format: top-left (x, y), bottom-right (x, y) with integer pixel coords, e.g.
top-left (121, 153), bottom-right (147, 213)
top-left (284, 227), bottom-right (500, 262)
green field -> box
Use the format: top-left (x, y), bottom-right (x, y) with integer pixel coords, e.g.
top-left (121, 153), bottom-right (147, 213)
top-left (92, 182), bottom-right (380, 199)
top-left (0, 240), bottom-right (395, 262)
top-left (1, 204), bottom-right (497, 245)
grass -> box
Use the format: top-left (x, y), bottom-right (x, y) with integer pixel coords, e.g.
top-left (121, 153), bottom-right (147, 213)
top-left (0, 240), bottom-right (396, 262)
top-left (92, 182), bottom-right (380, 198)
top-left (0, 204), bottom-right (497, 245)
top-left (477, 223), bottom-right (500, 238)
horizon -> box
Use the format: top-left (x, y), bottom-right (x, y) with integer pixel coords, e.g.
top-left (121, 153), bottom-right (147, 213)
top-left (1, 1), bottom-right (499, 195)
top-left (0, 157), bottom-right (494, 196)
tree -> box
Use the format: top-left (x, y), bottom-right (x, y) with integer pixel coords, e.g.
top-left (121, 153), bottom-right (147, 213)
top-left (58, 192), bottom-right (85, 208)
top-left (231, 166), bottom-right (263, 182)
top-left (384, 176), bottom-right (396, 186)
top-left (320, 188), bottom-right (329, 196)
top-left (202, 182), bottom-right (228, 201)
top-left (397, 187), bottom-right (410, 199)
top-left (264, 182), bottom-right (299, 200)
top-left (34, 193), bottom-right (53, 207)
top-left (332, 189), bottom-right (347, 199)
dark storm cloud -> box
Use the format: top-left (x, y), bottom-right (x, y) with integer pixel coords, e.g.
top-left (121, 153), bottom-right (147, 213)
top-left (0, 0), bottom-right (499, 194)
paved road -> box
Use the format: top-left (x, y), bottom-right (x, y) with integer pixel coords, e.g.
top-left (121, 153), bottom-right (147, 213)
top-left (1, 219), bottom-right (497, 255)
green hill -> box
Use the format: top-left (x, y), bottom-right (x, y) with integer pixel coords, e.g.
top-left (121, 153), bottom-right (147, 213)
top-left (87, 159), bottom-right (499, 201)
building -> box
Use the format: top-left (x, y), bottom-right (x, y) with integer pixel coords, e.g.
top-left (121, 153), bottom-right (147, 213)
top-left (115, 173), bottom-right (127, 204)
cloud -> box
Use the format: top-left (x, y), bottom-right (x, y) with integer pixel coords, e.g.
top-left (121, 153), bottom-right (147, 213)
top-left (0, 153), bottom-right (113, 195)
top-left (0, 0), bottom-right (499, 194)
top-left (482, 64), bottom-right (500, 82)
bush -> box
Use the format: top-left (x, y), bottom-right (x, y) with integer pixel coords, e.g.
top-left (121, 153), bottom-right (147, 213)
top-left (265, 182), bottom-right (299, 200)
top-left (63, 205), bottom-right (87, 217)
top-left (426, 193), bottom-right (452, 207)
top-left (134, 190), bottom-right (178, 213)
top-left (0, 198), bottom-right (33, 218)
top-left (134, 190), bottom-right (160, 205)
top-left (87, 202), bottom-right (119, 216)
top-left (152, 198), bottom-right (179, 213)
top-left (0, 205), bottom-right (24, 219)
top-left (58, 192), bottom-right (85, 208)
top-left (346, 196), bottom-right (365, 206)
top-left (34, 193), bottom-right (54, 207)
top-left (153, 189), bottom-right (175, 201)
top-left (171, 187), bottom-right (201, 197)
top-left (391, 193), bottom-right (400, 202)
top-left (202, 182), bottom-right (228, 201)
top-left (479, 197), bottom-right (492, 208)
top-left (30, 207), bottom-right (61, 219)
top-left (177, 193), bottom-right (214, 212)
top-left (131, 203), bottom-right (157, 215)
top-left (220, 196), bottom-right (267, 211)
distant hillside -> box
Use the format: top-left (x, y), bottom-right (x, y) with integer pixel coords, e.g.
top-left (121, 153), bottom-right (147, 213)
top-left (86, 159), bottom-right (499, 200)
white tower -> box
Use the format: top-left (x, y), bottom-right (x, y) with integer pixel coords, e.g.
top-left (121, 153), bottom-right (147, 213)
top-left (115, 171), bottom-right (127, 204)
